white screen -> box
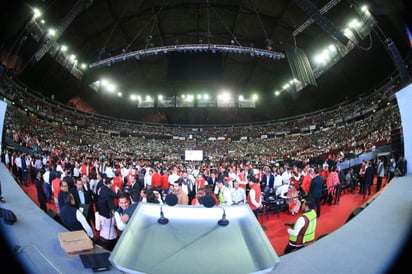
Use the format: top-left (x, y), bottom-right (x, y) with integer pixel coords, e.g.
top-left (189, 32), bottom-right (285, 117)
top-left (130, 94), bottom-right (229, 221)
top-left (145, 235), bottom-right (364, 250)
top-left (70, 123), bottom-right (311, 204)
top-left (185, 150), bottom-right (203, 161)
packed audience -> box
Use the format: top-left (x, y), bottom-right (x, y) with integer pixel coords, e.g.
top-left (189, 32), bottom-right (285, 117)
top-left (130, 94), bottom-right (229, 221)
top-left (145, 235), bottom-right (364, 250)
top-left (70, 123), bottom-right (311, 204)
top-left (0, 74), bottom-right (407, 253)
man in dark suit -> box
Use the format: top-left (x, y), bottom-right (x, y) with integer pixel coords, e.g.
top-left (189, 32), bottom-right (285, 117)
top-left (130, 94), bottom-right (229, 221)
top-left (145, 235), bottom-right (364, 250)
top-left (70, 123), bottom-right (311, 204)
top-left (206, 170), bottom-right (219, 191)
top-left (262, 166), bottom-right (275, 195)
top-left (309, 167), bottom-right (323, 218)
top-left (71, 178), bottom-right (94, 226)
top-left (363, 161), bottom-right (375, 199)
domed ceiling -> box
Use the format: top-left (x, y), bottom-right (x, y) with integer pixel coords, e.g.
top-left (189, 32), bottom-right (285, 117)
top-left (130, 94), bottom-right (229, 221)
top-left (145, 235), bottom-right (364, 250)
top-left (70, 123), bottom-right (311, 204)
top-left (1, 0), bottom-right (410, 124)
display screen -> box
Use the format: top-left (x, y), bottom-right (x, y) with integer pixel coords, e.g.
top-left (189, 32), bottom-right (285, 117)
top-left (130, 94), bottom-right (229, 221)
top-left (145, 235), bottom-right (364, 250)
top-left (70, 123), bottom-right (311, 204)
top-left (185, 150), bottom-right (204, 161)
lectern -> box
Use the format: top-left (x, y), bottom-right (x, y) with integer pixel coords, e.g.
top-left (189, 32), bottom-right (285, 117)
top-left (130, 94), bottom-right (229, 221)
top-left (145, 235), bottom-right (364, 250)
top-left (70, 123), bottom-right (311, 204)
top-left (110, 203), bottom-right (280, 274)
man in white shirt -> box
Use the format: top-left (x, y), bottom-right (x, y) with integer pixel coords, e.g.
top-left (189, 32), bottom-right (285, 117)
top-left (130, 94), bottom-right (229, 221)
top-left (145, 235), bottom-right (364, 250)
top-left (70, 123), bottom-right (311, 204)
top-left (274, 171), bottom-right (283, 190)
top-left (168, 166), bottom-right (180, 186)
top-left (276, 183), bottom-right (289, 199)
top-left (281, 167), bottom-right (291, 185)
top-left (42, 166), bottom-right (51, 203)
top-left (231, 179), bottom-right (246, 205)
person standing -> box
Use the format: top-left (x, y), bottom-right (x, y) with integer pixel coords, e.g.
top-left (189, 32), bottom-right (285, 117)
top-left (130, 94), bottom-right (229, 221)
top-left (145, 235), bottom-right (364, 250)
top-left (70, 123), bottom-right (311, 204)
top-left (114, 191), bottom-right (139, 234)
top-left (206, 170), bottom-right (219, 191)
top-left (345, 168), bottom-right (356, 194)
top-left (247, 177), bottom-right (263, 218)
top-left (363, 161), bottom-right (375, 199)
top-left (57, 179), bottom-right (71, 210)
top-left (284, 200), bottom-right (317, 254)
top-left (388, 157), bottom-right (396, 182)
top-left (336, 165), bottom-right (345, 204)
top-left (59, 191), bottom-right (94, 239)
top-left (71, 178), bottom-right (94, 227)
top-left (300, 167), bottom-right (314, 198)
top-left (151, 168), bottom-right (162, 190)
top-left (376, 157), bottom-right (385, 192)
top-left (396, 155), bottom-right (407, 176)
top-left (309, 167), bottom-right (323, 218)
top-left (95, 199), bottom-right (118, 251)
top-left (358, 160), bottom-right (367, 191)
top-left (42, 166), bottom-right (51, 203)
top-left (62, 169), bottom-right (75, 191)
top-left (181, 171), bottom-right (195, 205)
top-left (51, 171), bottom-right (62, 213)
top-left (34, 170), bottom-right (47, 212)
top-left (216, 180), bottom-right (233, 206)
top-left (325, 166), bottom-right (339, 205)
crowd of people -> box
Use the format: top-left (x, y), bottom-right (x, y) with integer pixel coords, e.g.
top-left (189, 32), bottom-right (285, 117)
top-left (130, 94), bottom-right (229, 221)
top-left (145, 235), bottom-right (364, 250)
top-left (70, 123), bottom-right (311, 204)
top-left (0, 74), bottom-right (407, 254)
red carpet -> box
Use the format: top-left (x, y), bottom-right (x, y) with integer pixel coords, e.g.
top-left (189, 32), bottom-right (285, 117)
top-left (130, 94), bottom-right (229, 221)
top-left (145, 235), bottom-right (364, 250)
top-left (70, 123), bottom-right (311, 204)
top-left (261, 188), bottom-right (372, 255)
top-left (20, 176), bottom-right (385, 256)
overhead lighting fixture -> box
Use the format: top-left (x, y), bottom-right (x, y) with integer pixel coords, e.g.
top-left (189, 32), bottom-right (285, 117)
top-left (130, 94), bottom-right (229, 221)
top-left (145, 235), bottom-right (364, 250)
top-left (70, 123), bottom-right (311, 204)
top-left (90, 44), bottom-right (285, 69)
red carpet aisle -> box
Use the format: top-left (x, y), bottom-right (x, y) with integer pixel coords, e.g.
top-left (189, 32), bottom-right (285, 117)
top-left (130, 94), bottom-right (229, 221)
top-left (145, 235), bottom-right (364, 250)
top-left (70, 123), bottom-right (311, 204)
top-left (262, 190), bottom-right (373, 255)
top-left (20, 177), bottom-right (385, 256)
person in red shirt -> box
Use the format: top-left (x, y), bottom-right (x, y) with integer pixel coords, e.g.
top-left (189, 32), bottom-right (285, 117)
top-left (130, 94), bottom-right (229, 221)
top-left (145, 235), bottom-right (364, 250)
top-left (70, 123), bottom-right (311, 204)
top-left (194, 173), bottom-right (207, 193)
top-left (160, 169), bottom-right (170, 193)
top-left (80, 160), bottom-right (91, 177)
top-left (237, 168), bottom-right (248, 189)
top-left (51, 171), bottom-right (62, 213)
top-left (151, 168), bottom-right (162, 189)
top-left (301, 167), bottom-right (314, 196)
top-left (247, 176), bottom-right (263, 218)
top-left (325, 166), bottom-right (339, 205)
top-left (112, 171), bottom-right (124, 193)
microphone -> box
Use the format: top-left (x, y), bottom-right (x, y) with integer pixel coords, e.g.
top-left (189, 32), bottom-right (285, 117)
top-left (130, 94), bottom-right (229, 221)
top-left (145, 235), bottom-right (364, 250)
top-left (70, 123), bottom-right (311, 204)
top-left (217, 207), bottom-right (229, 226)
top-left (157, 206), bottom-right (169, 225)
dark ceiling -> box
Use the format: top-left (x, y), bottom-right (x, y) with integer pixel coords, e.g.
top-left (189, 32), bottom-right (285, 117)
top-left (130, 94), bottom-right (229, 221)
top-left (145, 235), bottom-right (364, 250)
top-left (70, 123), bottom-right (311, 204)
top-left (1, 0), bottom-right (411, 125)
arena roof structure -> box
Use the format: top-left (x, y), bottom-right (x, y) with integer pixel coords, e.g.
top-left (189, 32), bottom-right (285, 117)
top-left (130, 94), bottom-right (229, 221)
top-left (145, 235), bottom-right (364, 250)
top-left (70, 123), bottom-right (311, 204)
top-left (1, 0), bottom-right (411, 124)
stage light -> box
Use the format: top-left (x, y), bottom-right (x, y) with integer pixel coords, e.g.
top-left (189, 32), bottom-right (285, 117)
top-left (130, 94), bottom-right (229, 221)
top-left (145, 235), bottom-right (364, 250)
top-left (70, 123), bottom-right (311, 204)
top-left (90, 44), bottom-right (285, 69)
top-left (33, 8), bottom-right (42, 19)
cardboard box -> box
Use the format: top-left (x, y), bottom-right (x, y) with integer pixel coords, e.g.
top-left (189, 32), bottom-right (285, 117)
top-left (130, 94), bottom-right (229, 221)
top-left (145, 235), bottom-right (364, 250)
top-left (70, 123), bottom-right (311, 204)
top-left (58, 230), bottom-right (94, 257)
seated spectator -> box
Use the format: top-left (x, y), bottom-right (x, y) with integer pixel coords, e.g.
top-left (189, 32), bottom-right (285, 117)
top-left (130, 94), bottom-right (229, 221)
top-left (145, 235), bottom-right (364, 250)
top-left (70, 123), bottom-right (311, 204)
top-left (231, 180), bottom-right (246, 205)
top-left (286, 185), bottom-right (301, 215)
top-left (276, 183), bottom-right (289, 199)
